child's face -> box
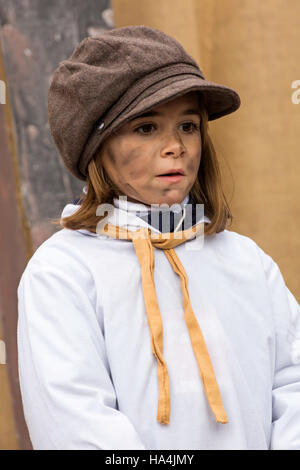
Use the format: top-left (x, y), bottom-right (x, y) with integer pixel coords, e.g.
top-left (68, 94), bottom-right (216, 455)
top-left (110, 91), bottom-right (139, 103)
top-left (100, 91), bottom-right (202, 207)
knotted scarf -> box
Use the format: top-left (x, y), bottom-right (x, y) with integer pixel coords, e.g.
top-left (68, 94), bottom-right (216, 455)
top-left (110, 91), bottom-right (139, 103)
top-left (97, 221), bottom-right (228, 425)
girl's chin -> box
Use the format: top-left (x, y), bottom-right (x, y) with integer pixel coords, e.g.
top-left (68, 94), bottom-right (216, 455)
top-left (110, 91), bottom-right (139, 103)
top-left (124, 187), bottom-right (189, 207)
top-left (146, 193), bottom-right (189, 207)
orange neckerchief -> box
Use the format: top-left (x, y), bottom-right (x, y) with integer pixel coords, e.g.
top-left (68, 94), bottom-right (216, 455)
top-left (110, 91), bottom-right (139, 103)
top-left (97, 222), bottom-right (228, 425)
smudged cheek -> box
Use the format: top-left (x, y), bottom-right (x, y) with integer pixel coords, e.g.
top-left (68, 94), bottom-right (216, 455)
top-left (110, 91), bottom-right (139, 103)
top-left (113, 162), bottom-right (144, 187)
top-left (118, 149), bottom-right (150, 184)
top-left (122, 165), bottom-right (158, 200)
top-left (114, 163), bottom-right (150, 199)
top-left (117, 146), bottom-right (141, 168)
top-left (187, 155), bottom-right (201, 175)
top-left (122, 166), bottom-right (149, 195)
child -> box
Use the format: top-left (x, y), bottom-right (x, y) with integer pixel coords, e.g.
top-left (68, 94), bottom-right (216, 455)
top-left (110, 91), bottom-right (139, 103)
top-left (17, 26), bottom-right (300, 450)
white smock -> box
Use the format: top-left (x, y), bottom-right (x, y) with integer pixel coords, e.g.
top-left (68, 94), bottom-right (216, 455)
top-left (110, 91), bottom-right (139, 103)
top-left (17, 193), bottom-right (300, 450)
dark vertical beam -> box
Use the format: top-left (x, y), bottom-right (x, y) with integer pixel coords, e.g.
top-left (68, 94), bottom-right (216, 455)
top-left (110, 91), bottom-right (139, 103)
top-left (0, 38), bottom-right (32, 450)
top-left (0, 0), bottom-right (113, 449)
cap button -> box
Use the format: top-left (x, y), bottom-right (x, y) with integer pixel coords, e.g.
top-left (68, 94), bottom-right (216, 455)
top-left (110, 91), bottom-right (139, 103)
top-left (98, 121), bottom-right (105, 131)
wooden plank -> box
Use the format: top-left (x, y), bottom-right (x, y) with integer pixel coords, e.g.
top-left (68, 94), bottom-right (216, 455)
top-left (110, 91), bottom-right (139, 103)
top-left (0, 40), bottom-right (28, 450)
top-left (0, 0), bottom-right (113, 449)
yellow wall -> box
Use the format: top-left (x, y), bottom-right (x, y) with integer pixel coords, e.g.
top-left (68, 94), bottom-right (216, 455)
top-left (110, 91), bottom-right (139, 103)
top-left (112, 0), bottom-right (300, 300)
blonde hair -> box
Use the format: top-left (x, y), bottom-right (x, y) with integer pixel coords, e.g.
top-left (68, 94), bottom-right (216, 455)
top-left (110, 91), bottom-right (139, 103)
top-left (51, 93), bottom-right (233, 236)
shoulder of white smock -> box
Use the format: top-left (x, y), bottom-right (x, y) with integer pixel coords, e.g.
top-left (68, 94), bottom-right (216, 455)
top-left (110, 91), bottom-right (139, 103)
top-left (19, 201), bottom-right (98, 280)
top-left (212, 228), bottom-right (280, 277)
top-left (60, 202), bottom-right (99, 237)
top-left (25, 195), bottom-right (154, 268)
top-left (17, 220), bottom-right (98, 322)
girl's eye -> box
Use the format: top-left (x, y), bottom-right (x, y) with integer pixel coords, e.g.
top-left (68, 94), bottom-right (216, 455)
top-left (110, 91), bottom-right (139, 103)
top-left (134, 121), bottom-right (200, 135)
top-left (134, 123), bottom-right (155, 135)
top-left (180, 122), bottom-right (200, 133)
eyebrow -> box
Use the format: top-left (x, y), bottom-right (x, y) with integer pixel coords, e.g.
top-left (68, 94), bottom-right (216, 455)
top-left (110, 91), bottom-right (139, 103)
top-left (132, 108), bottom-right (202, 120)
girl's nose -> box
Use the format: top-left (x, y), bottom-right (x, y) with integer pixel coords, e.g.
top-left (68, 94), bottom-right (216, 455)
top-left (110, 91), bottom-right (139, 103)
top-left (161, 132), bottom-right (186, 158)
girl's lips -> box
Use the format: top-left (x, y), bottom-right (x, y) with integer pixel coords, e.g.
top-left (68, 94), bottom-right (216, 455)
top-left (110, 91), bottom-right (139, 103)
top-left (156, 174), bottom-right (184, 183)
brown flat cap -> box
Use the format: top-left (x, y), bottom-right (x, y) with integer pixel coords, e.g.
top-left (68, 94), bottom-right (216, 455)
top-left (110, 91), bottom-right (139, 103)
top-left (48, 25), bottom-right (241, 181)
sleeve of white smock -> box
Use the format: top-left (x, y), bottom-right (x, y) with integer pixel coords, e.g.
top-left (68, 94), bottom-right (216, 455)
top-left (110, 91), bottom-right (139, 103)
top-left (259, 248), bottom-right (300, 450)
top-left (17, 255), bottom-right (146, 450)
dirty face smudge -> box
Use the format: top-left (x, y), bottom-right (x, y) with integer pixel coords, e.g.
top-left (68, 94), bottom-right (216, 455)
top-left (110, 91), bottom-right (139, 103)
top-left (99, 91), bottom-right (202, 207)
